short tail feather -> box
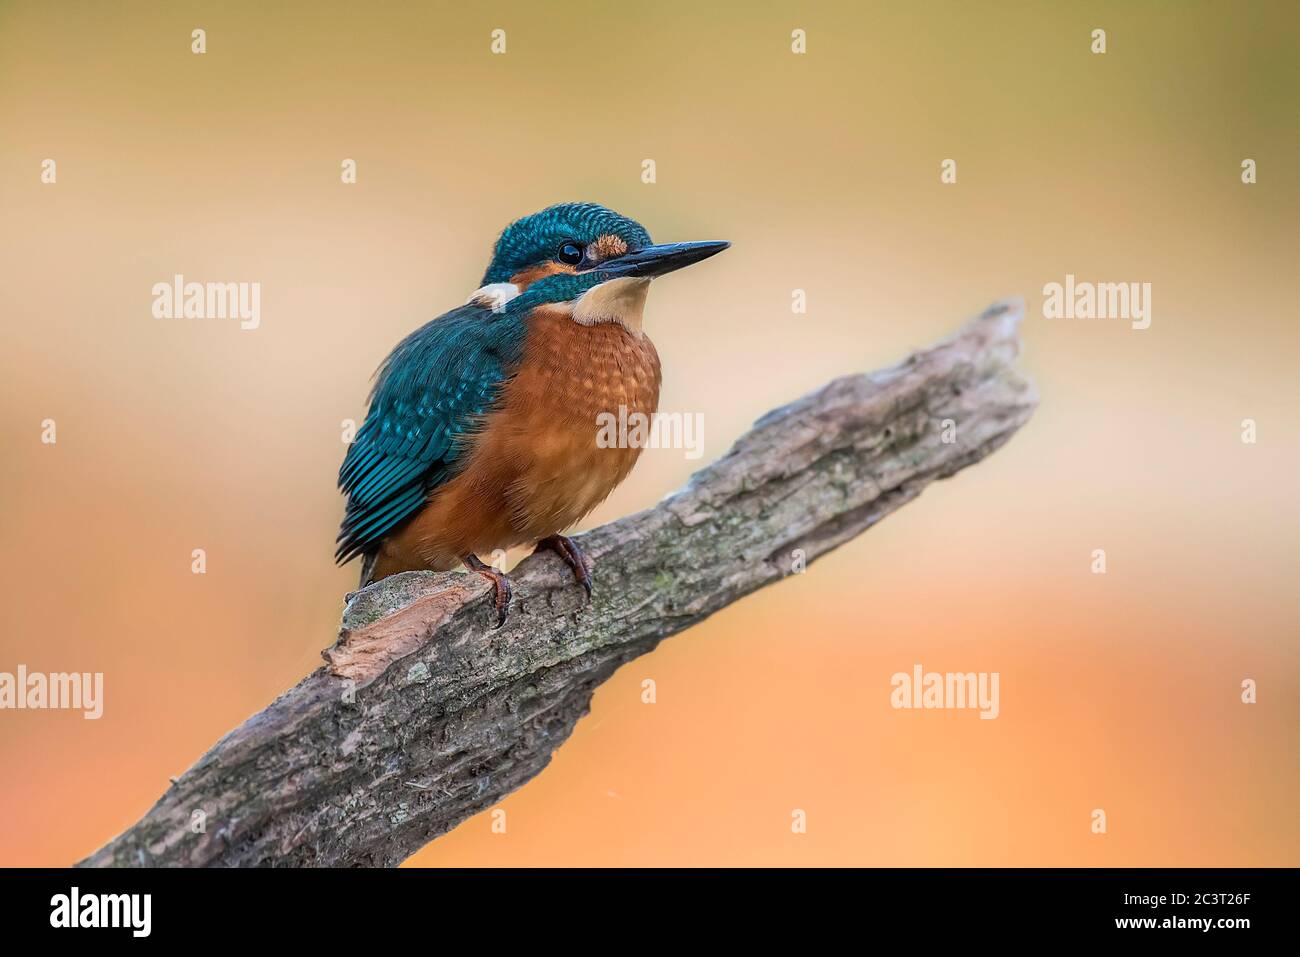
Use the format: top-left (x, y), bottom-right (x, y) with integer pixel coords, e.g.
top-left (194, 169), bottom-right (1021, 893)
top-left (358, 551), bottom-right (378, 589)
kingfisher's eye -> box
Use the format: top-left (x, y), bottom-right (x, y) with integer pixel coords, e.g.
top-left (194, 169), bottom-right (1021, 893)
top-left (557, 242), bottom-right (585, 266)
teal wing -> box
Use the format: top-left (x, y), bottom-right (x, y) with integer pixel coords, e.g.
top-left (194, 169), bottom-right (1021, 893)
top-left (335, 304), bottom-right (525, 565)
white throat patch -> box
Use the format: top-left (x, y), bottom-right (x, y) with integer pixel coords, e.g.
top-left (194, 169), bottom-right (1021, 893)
top-left (466, 282), bottom-right (520, 313)
top-left (571, 277), bottom-right (652, 331)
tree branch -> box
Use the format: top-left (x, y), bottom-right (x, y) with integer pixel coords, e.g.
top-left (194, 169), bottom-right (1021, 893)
top-left (79, 299), bottom-right (1038, 867)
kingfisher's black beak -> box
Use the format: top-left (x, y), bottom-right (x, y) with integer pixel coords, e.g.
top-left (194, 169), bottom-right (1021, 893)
top-left (593, 240), bottom-right (730, 279)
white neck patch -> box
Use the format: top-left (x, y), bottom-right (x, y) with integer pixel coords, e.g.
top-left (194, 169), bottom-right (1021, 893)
top-left (466, 282), bottom-right (520, 313)
top-left (571, 277), bottom-right (652, 331)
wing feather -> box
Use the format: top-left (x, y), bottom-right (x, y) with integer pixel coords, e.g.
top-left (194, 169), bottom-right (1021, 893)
top-left (334, 304), bottom-right (526, 565)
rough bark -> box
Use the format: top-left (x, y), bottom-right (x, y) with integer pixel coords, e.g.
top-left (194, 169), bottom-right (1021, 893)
top-left (79, 299), bottom-right (1038, 867)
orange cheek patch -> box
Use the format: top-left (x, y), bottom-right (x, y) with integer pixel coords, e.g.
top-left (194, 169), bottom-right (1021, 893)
top-left (590, 234), bottom-right (629, 261)
top-left (510, 261), bottom-right (574, 290)
top-left (509, 235), bottom-right (629, 290)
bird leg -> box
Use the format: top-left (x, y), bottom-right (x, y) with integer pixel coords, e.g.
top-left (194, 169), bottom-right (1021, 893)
top-left (534, 534), bottom-right (593, 597)
top-left (463, 554), bottom-right (513, 628)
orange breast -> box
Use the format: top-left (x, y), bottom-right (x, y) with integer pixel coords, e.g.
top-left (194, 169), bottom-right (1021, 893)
top-left (377, 308), bottom-right (661, 573)
top-left (499, 308), bottom-right (662, 540)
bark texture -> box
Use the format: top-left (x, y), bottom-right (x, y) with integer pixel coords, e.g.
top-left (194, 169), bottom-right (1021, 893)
top-left (79, 299), bottom-right (1038, 867)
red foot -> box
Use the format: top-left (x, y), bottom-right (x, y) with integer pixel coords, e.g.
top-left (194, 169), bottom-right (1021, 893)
top-left (534, 535), bottom-right (593, 598)
top-left (464, 554), bottom-right (513, 627)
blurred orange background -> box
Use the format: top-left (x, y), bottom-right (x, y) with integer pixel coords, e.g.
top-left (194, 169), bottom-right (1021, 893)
top-left (1, 0), bottom-right (1297, 866)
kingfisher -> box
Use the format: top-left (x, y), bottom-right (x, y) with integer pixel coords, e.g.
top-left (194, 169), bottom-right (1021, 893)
top-left (335, 202), bottom-right (728, 625)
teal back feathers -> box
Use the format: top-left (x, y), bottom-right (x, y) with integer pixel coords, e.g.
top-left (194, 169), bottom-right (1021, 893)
top-left (335, 304), bottom-right (525, 564)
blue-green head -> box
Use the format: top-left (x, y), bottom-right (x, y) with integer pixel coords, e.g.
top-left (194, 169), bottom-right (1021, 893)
top-left (471, 202), bottom-right (728, 322)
